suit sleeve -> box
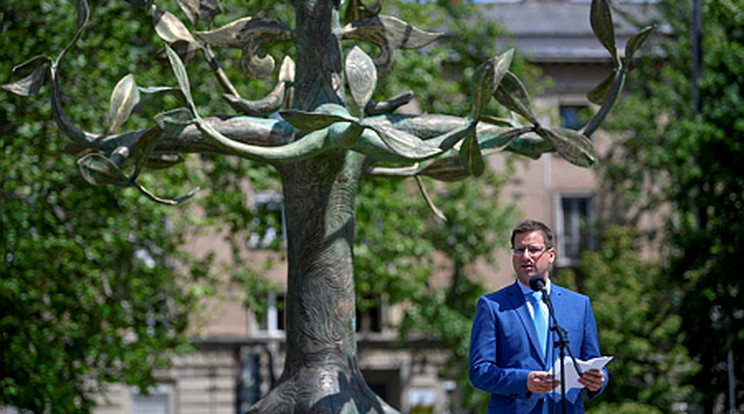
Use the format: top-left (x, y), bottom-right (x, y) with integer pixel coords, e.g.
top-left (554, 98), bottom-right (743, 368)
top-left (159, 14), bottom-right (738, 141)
top-left (469, 296), bottom-right (531, 397)
top-left (581, 296), bottom-right (609, 399)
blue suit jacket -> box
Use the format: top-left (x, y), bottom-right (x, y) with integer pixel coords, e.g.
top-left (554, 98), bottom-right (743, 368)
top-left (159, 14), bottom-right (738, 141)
top-left (469, 281), bottom-right (607, 413)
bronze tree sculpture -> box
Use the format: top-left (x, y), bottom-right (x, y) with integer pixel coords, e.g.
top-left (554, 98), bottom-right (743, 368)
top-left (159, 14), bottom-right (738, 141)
top-left (3, 0), bottom-right (652, 412)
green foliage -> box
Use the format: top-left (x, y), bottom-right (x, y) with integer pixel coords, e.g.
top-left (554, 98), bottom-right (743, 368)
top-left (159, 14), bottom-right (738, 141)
top-left (0, 0), bottom-right (212, 412)
top-left (602, 1), bottom-right (744, 410)
top-left (589, 401), bottom-right (663, 414)
top-left (573, 227), bottom-right (697, 414)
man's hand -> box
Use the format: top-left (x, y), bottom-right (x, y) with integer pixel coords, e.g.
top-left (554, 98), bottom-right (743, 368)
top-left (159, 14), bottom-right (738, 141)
top-left (578, 369), bottom-right (605, 392)
top-left (527, 371), bottom-right (560, 394)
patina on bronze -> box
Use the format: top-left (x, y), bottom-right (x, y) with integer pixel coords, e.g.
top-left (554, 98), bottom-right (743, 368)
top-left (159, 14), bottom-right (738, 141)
top-left (3, 0), bottom-right (653, 412)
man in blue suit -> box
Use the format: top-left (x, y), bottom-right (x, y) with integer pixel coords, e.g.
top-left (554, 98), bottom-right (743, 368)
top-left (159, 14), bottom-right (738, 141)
top-left (469, 219), bottom-right (607, 413)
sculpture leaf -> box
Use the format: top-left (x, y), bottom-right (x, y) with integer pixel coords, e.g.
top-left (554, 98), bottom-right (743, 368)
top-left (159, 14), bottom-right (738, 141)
top-left (132, 181), bottom-right (199, 205)
top-left (279, 56), bottom-right (295, 83)
top-left (196, 0), bottom-right (223, 24)
top-left (342, 0), bottom-right (382, 25)
top-left (196, 17), bottom-right (292, 48)
top-left (624, 25), bottom-right (655, 65)
top-left (479, 115), bottom-right (515, 128)
top-left (340, 15), bottom-right (442, 77)
top-left (493, 71), bottom-right (538, 125)
top-left (77, 153), bottom-right (131, 186)
top-left (176, 0), bottom-right (223, 25)
top-left (590, 0), bottom-right (617, 63)
top-left (164, 45), bottom-right (196, 114)
top-left (138, 85), bottom-right (188, 105)
top-left (458, 131), bottom-right (484, 177)
top-left (480, 127), bottom-right (532, 152)
top-left (108, 74), bottom-right (141, 133)
top-left (196, 17), bottom-right (293, 78)
top-left (367, 123), bottom-right (443, 159)
top-left (472, 49), bottom-right (514, 120)
top-left (376, 15), bottom-right (441, 50)
top-left (345, 46), bottom-right (378, 117)
top-left (341, 15), bottom-right (440, 50)
top-left (175, 0), bottom-right (199, 24)
top-left (536, 127), bottom-right (597, 168)
top-left (417, 156), bottom-right (470, 182)
top-left (154, 107), bottom-right (194, 137)
top-left (434, 123), bottom-right (477, 151)
top-left (1, 56), bottom-right (51, 97)
top-left (583, 67), bottom-right (625, 136)
top-left (153, 7), bottom-right (197, 44)
top-left (131, 126), bottom-right (163, 180)
top-left (587, 71), bottom-right (615, 105)
top-left (152, 6), bottom-right (201, 60)
top-left (223, 89), bottom-right (284, 116)
top-left (221, 57), bottom-right (293, 115)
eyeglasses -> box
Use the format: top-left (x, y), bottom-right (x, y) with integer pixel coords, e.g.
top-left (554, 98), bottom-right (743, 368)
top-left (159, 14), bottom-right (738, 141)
top-left (512, 245), bottom-right (548, 257)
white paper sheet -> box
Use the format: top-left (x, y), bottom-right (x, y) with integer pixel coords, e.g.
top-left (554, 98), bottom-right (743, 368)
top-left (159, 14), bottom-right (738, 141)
top-left (551, 356), bottom-right (613, 390)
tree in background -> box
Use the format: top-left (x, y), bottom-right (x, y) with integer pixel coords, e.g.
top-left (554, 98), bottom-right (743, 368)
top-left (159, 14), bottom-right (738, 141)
top-left (2, 0), bottom-right (647, 412)
top-left (601, 0), bottom-right (743, 411)
top-left (568, 227), bottom-right (698, 414)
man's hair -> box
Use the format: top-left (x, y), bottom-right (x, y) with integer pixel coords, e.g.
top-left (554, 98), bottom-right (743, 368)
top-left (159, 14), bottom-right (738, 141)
top-left (510, 219), bottom-right (555, 249)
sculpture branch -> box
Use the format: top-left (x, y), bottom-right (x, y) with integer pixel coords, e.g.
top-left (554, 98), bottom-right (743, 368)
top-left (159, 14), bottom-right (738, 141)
top-left (193, 118), bottom-right (339, 163)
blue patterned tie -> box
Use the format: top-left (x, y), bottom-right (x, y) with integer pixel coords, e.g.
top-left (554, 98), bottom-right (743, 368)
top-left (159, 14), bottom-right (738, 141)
top-left (529, 291), bottom-right (548, 357)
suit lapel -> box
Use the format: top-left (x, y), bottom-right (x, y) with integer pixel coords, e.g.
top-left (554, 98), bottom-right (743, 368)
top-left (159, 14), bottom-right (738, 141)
top-left (506, 282), bottom-right (544, 361)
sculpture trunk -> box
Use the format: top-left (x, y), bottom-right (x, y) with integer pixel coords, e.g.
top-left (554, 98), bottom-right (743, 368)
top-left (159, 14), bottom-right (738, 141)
top-left (248, 153), bottom-right (394, 413)
top-left (293, 0), bottom-right (345, 110)
top-left (246, 4), bottom-right (394, 411)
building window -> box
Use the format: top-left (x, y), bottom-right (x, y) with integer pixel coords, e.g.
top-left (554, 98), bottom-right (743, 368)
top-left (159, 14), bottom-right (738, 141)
top-left (356, 295), bottom-right (382, 333)
top-left (259, 293), bottom-right (286, 333)
top-left (362, 369), bottom-right (401, 410)
top-left (132, 385), bottom-right (171, 414)
top-left (556, 195), bottom-right (594, 267)
top-left (248, 191), bottom-right (285, 250)
top-left (237, 345), bottom-right (269, 411)
top-left (559, 104), bottom-right (589, 130)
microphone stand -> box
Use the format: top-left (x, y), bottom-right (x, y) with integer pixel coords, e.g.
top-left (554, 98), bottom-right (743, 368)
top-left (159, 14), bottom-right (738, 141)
top-left (540, 288), bottom-right (583, 414)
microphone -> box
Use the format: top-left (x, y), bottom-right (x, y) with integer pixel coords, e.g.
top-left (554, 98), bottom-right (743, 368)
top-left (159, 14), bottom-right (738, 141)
top-left (529, 274), bottom-right (585, 410)
top-left (529, 275), bottom-right (547, 292)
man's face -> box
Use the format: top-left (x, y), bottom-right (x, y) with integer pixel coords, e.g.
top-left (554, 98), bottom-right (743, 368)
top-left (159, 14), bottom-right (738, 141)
top-left (512, 230), bottom-right (555, 286)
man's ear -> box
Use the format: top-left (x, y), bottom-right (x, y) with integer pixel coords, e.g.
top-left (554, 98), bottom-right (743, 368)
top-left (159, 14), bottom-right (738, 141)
top-left (547, 247), bottom-right (556, 264)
